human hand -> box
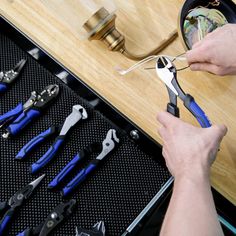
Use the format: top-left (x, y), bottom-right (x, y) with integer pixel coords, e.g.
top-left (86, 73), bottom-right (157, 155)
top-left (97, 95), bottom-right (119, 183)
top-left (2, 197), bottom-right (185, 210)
top-left (186, 24), bottom-right (236, 75)
top-left (157, 111), bottom-right (227, 180)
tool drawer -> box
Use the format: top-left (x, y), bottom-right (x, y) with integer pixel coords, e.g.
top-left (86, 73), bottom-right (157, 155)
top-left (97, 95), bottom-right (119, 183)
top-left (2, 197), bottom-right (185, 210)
top-left (0, 17), bottom-right (172, 236)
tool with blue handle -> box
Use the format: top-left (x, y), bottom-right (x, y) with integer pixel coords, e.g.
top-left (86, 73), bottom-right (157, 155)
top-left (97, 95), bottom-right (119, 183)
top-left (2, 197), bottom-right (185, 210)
top-left (62, 129), bottom-right (120, 197)
top-left (15, 126), bottom-right (61, 160)
top-left (155, 56), bottom-right (211, 128)
top-left (16, 199), bottom-right (76, 236)
top-left (76, 221), bottom-right (106, 236)
top-left (0, 84), bottom-right (60, 138)
top-left (0, 175), bottom-right (45, 236)
top-left (29, 105), bottom-right (88, 174)
top-left (0, 59), bottom-right (27, 94)
top-left (48, 143), bottom-right (102, 189)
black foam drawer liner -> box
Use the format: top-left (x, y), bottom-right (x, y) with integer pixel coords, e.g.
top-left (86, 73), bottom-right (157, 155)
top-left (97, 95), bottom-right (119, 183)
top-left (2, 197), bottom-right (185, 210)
top-left (0, 27), bottom-right (171, 235)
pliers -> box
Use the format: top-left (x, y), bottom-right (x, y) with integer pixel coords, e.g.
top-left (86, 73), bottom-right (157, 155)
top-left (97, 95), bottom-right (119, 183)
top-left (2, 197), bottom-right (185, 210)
top-left (76, 221), bottom-right (105, 236)
top-left (0, 59), bottom-right (27, 94)
top-left (0, 174), bottom-right (45, 236)
top-left (0, 84), bottom-right (60, 138)
top-left (50, 129), bottom-right (119, 197)
top-left (16, 105), bottom-right (88, 174)
top-left (17, 199), bottom-right (76, 236)
top-left (155, 56), bottom-right (211, 127)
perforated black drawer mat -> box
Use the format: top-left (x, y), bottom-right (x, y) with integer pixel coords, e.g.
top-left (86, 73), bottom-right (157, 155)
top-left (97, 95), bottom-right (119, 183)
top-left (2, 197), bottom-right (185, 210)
top-left (0, 31), bottom-right (171, 235)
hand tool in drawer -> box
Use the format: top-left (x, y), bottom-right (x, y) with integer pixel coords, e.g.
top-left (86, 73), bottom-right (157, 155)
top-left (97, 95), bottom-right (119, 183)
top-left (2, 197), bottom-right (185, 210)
top-left (17, 199), bottom-right (76, 236)
top-left (155, 56), bottom-right (211, 128)
top-left (48, 143), bottom-right (101, 189)
top-left (0, 59), bottom-right (27, 94)
top-left (76, 221), bottom-right (105, 236)
top-left (0, 175), bottom-right (45, 236)
top-left (0, 84), bottom-right (60, 138)
top-left (62, 129), bottom-right (119, 197)
top-left (16, 105), bottom-right (88, 174)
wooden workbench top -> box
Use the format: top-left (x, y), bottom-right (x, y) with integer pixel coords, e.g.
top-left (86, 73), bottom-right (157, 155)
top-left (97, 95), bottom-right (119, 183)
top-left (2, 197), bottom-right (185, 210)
top-left (0, 0), bottom-right (236, 205)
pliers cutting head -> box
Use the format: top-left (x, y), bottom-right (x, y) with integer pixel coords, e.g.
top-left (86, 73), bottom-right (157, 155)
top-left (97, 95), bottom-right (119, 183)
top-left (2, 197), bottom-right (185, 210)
top-left (0, 59), bottom-right (27, 93)
top-left (76, 221), bottom-right (106, 236)
top-left (17, 199), bottom-right (76, 236)
top-left (0, 175), bottom-right (45, 235)
top-left (156, 56), bottom-right (211, 128)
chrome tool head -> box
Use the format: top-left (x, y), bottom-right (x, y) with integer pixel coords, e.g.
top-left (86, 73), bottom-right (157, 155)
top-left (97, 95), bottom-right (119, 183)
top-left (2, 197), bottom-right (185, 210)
top-left (96, 129), bottom-right (119, 161)
top-left (60, 105), bottom-right (88, 136)
top-left (155, 56), bottom-right (178, 96)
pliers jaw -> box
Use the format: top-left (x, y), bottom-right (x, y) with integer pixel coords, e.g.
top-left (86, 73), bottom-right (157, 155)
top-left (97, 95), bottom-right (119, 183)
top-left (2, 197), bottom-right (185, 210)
top-left (32, 84), bottom-right (60, 110)
top-left (8, 174), bottom-right (45, 209)
top-left (76, 221), bottom-right (106, 236)
top-left (155, 56), bottom-right (211, 128)
top-left (0, 59), bottom-right (27, 85)
top-left (156, 56), bottom-right (186, 100)
top-left (97, 129), bottom-right (120, 161)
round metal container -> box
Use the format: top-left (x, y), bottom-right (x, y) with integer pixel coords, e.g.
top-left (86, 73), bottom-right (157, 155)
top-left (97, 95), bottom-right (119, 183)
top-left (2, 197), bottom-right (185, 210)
top-left (178, 0), bottom-right (236, 50)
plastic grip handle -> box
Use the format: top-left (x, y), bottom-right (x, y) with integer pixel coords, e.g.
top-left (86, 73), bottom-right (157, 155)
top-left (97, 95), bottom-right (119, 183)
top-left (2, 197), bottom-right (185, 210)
top-left (7, 109), bottom-right (41, 136)
top-left (0, 215), bottom-right (11, 236)
top-left (48, 154), bottom-right (82, 189)
top-left (0, 83), bottom-right (7, 93)
top-left (16, 229), bottom-right (31, 236)
top-left (31, 137), bottom-right (65, 174)
top-left (0, 103), bottom-right (23, 124)
top-left (189, 100), bottom-right (211, 128)
top-left (0, 208), bottom-right (14, 236)
top-left (184, 95), bottom-right (211, 128)
top-left (62, 162), bottom-right (97, 197)
top-left (16, 127), bottom-right (56, 160)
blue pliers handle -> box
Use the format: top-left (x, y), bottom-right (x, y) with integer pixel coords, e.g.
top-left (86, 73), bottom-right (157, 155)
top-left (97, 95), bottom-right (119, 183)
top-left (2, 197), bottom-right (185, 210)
top-left (48, 153), bottom-right (84, 189)
top-left (31, 136), bottom-right (65, 174)
top-left (0, 83), bottom-right (7, 93)
top-left (16, 126), bottom-right (59, 160)
top-left (62, 160), bottom-right (99, 197)
top-left (184, 94), bottom-right (211, 128)
top-left (156, 56), bottom-right (211, 128)
top-left (0, 103), bottom-right (41, 137)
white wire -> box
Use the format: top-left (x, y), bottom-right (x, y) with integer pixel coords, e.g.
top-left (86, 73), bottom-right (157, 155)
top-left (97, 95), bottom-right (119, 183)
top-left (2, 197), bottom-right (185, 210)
top-left (115, 54), bottom-right (186, 76)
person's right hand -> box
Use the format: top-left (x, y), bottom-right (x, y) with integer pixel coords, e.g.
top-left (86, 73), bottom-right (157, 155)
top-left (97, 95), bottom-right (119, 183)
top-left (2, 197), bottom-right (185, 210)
top-left (186, 24), bottom-right (236, 76)
top-left (157, 112), bottom-right (227, 180)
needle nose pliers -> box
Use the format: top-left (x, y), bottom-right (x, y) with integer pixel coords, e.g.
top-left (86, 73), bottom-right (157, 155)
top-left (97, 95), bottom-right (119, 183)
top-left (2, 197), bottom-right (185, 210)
top-left (155, 56), bottom-right (211, 127)
top-left (0, 175), bottom-right (45, 236)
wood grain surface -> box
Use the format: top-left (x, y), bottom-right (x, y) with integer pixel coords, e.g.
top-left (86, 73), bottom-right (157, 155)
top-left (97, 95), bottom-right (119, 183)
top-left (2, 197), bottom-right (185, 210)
top-left (0, 0), bottom-right (236, 205)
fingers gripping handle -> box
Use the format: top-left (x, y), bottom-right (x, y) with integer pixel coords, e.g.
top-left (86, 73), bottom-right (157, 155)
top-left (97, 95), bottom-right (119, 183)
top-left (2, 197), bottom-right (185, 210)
top-left (184, 94), bottom-right (211, 128)
top-left (48, 154), bottom-right (82, 189)
top-left (31, 136), bottom-right (65, 174)
top-left (6, 109), bottom-right (41, 136)
top-left (62, 160), bottom-right (99, 197)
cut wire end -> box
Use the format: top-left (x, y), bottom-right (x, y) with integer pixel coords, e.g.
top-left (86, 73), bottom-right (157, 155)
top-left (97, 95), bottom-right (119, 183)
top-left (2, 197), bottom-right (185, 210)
top-left (116, 53), bottom-right (187, 76)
